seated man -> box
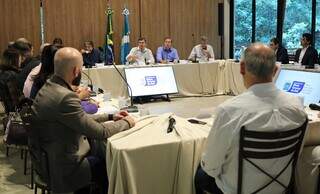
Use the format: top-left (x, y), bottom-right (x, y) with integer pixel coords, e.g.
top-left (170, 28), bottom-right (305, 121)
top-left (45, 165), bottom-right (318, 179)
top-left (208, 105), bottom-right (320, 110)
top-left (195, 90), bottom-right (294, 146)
top-left (195, 43), bottom-right (306, 194)
top-left (156, 37), bottom-right (179, 63)
top-left (126, 37), bottom-right (155, 65)
top-left (294, 33), bottom-right (318, 67)
top-left (269, 37), bottom-right (289, 64)
top-left (188, 36), bottom-right (215, 62)
top-left (81, 41), bottom-right (103, 67)
top-left (105, 45), bottom-right (114, 65)
top-left (31, 47), bottom-right (135, 194)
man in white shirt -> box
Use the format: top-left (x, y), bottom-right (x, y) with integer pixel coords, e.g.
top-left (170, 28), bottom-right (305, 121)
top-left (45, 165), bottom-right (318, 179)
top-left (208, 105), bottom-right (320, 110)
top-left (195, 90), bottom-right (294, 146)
top-left (188, 36), bottom-right (215, 62)
top-left (195, 43), bottom-right (307, 194)
top-left (126, 37), bottom-right (155, 65)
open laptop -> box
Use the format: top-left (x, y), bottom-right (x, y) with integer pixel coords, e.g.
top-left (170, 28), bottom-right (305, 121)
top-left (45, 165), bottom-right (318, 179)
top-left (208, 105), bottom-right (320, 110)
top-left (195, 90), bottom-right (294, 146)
top-left (274, 69), bottom-right (320, 106)
top-left (124, 66), bottom-right (178, 97)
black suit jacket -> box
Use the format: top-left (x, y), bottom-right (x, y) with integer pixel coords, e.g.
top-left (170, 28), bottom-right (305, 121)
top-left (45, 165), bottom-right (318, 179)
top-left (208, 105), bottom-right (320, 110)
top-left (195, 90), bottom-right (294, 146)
top-left (276, 46), bottom-right (289, 64)
top-left (294, 46), bottom-right (319, 67)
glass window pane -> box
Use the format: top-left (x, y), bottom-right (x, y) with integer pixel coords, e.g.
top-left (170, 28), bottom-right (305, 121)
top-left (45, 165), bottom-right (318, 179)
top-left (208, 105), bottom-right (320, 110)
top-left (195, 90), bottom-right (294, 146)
top-left (255, 0), bottom-right (277, 43)
top-left (234, 0), bottom-right (252, 59)
top-left (283, 0), bottom-right (312, 53)
top-left (316, 0), bottom-right (320, 53)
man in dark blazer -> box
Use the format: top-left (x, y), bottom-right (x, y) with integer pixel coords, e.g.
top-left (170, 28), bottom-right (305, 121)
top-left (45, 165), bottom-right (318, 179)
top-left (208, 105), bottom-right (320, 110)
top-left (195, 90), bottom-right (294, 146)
top-left (269, 37), bottom-right (289, 64)
top-left (31, 47), bottom-right (135, 194)
top-left (294, 33), bottom-right (319, 68)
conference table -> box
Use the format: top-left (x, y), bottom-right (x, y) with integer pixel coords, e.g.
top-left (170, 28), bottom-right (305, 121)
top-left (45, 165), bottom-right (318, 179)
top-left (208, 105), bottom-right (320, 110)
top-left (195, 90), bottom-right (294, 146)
top-left (94, 62), bottom-right (320, 194)
top-left (82, 60), bottom-right (247, 98)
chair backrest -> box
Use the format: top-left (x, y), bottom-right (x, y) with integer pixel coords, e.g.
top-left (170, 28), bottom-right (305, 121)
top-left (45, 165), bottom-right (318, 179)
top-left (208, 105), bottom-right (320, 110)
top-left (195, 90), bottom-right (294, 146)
top-left (237, 118), bottom-right (308, 194)
top-left (19, 98), bottom-right (50, 186)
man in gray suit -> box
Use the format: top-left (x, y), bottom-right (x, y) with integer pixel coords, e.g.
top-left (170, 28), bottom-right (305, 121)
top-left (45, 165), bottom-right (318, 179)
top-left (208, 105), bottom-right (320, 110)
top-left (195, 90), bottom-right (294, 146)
top-left (31, 47), bottom-right (135, 194)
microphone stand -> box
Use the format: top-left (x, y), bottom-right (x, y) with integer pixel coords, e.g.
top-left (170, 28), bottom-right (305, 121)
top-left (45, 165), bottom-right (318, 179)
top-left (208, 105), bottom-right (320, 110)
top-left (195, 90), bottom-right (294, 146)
top-left (82, 70), bottom-right (96, 96)
top-left (111, 63), bottom-right (138, 113)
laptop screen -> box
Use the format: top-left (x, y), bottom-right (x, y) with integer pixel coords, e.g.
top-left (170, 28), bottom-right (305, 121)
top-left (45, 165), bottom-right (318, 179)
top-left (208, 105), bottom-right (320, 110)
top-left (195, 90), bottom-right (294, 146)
top-left (275, 69), bottom-right (320, 105)
top-left (124, 66), bottom-right (178, 97)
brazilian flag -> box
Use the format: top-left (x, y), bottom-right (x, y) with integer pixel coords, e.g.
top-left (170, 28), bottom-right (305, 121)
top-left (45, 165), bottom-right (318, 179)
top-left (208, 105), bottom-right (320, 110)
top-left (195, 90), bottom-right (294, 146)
top-left (105, 6), bottom-right (114, 64)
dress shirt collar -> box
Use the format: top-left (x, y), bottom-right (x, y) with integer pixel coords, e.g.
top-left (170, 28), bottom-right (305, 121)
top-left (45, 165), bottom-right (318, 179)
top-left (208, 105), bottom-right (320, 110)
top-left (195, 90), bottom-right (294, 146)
top-left (247, 82), bottom-right (277, 94)
top-left (163, 47), bottom-right (172, 52)
top-left (51, 75), bottom-right (74, 91)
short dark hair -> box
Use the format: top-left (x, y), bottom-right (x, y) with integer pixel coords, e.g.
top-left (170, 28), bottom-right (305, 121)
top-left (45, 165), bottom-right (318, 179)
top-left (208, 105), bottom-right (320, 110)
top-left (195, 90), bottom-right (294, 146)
top-left (53, 38), bottom-right (63, 45)
top-left (138, 37), bottom-right (146, 42)
top-left (164, 37), bottom-right (172, 42)
top-left (270, 37), bottom-right (279, 45)
top-left (302, 33), bottom-right (312, 44)
top-left (84, 41), bottom-right (94, 47)
top-left (12, 41), bottom-right (31, 56)
top-left (1, 48), bottom-right (21, 69)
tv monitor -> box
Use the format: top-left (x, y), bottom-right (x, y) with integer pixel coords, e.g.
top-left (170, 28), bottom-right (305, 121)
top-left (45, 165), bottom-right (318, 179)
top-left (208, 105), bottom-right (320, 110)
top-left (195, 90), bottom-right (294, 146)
top-left (124, 66), bottom-right (178, 97)
top-left (275, 69), bottom-right (320, 105)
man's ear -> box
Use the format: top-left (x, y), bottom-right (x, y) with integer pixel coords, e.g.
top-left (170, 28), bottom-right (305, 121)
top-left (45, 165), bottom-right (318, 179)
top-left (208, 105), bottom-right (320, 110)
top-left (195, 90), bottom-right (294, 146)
top-left (273, 64), bottom-right (279, 77)
top-left (240, 61), bottom-right (246, 76)
top-left (72, 66), bottom-right (79, 77)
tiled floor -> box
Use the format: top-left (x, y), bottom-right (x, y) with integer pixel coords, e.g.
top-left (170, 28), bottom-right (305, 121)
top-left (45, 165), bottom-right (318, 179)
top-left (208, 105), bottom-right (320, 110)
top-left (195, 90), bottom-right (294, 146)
top-left (0, 95), bottom-right (232, 194)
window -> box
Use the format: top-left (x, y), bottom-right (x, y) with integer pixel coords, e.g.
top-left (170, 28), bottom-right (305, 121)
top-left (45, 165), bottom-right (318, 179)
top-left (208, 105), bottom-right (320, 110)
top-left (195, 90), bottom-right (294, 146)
top-left (316, 0), bottom-right (320, 53)
top-left (234, 0), bottom-right (252, 59)
top-left (233, 0), bottom-right (277, 59)
top-left (282, 0), bottom-right (312, 53)
top-left (255, 0), bottom-right (277, 43)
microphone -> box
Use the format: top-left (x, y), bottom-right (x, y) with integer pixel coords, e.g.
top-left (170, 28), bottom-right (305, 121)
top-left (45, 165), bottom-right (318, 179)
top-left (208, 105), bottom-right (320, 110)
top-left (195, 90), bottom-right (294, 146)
top-left (167, 116), bottom-right (176, 133)
top-left (82, 70), bottom-right (93, 91)
top-left (191, 33), bottom-right (198, 63)
top-left (111, 63), bottom-right (138, 113)
top-left (309, 103), bottom-right (320, 111)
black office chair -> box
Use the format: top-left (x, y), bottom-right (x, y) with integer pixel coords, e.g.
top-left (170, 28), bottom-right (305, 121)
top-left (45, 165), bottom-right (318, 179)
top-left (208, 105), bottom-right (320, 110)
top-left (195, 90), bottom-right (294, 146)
top-left (237, 118), bottom-right (308, 194)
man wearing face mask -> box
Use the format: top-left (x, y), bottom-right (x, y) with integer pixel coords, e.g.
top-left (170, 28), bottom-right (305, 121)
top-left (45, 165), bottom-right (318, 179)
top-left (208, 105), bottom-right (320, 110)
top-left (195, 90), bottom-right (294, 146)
top-left (189, 36), bottom-right (215, 62)
top-left (81, 41), bottom-right (103, 68)
top-left (31, 47), bottom-right (135, 194)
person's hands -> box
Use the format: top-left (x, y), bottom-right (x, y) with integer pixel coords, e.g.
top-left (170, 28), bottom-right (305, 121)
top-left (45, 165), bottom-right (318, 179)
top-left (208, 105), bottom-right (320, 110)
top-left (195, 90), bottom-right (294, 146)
top-left (202, 49), bottom-right (211, 58)
top-left (76, 87), bottom-right (90, 100)
top-left (123, 116), bottom-right (135, 128)
top-left (113, 111), bottom-right (129, 121)
top-left (128, 55), bottom-right (138, 62)
top-left (160, 60), bottom-right (168, 64)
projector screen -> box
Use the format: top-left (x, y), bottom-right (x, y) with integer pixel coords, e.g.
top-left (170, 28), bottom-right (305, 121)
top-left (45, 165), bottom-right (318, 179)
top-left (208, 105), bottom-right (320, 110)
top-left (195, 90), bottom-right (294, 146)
top-left (275, 69), bottom-right (320, 105)
top-left (124, 66), bottom-right (178, 97)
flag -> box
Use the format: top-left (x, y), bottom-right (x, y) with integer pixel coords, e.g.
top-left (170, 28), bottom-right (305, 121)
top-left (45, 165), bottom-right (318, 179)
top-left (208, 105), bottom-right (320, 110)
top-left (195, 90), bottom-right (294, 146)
top-left (120, 7), bottom-right (131, 64)
top-left (105, 6), bottom-right (114, 64)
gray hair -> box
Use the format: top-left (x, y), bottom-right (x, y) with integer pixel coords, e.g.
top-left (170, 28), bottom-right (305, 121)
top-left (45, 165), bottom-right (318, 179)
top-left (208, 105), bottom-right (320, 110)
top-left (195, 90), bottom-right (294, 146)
top-left (241, 43), bottom-right (276, 79)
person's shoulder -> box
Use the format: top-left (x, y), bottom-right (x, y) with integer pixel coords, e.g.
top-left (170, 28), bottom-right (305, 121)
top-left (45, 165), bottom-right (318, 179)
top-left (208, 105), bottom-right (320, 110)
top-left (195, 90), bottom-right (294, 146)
top-left (157, 46), bottom-right (163, 51)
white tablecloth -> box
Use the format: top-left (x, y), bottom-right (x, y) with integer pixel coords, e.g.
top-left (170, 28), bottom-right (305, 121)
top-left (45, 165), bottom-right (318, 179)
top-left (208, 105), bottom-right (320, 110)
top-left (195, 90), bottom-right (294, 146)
top-left (83, 60), bottom-right (245, 98)
top-left (105, 111), bottom-right (320, 194)
top-left (106, 114), bottom-right (210, 194)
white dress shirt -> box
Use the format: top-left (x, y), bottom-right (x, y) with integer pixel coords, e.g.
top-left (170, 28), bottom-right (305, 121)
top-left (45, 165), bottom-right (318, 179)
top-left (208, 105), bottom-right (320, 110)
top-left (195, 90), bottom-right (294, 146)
top-left (202, 82), bottom-right (307, 194)
top-left (298, 46), bottom-right (309, 64)
top-left (188, 44), bottom-right (215, 61)
top-left (126, 47), bottom-right (155, 65)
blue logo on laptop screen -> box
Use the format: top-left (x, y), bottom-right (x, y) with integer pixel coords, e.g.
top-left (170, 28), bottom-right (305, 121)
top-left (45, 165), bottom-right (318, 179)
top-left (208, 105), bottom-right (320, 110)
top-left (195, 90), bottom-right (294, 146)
top-left (283, 81), bottom-right (305, 93)
top-left (145, 76), bottom-right (157, 86)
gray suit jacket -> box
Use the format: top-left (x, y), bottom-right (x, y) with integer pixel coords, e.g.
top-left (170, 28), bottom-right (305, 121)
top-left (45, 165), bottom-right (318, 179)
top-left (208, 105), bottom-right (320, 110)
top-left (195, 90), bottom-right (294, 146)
top-left (30, 75), bottom-right (130, 193)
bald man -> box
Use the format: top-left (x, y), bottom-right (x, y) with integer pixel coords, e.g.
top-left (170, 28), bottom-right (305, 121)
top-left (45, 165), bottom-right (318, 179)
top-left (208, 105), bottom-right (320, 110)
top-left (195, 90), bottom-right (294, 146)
top-left (31, 47), bottom-right (135, 194)
top-left (195, 43), bottom-right (306, 194)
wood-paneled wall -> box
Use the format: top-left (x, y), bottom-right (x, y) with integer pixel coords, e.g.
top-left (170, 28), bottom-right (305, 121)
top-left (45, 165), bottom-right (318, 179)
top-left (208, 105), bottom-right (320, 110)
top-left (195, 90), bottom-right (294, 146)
top-left (0, 0), bottom-right (222, 63)
top-left (43, 0), bottom-right (106, 51)
top-left (0, 0), bottom-right (41, 54)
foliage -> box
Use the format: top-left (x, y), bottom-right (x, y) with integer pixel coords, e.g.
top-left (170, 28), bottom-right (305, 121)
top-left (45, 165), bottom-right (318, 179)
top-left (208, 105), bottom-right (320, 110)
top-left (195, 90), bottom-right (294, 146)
top-left (234, 0), bottom-right (320, 55)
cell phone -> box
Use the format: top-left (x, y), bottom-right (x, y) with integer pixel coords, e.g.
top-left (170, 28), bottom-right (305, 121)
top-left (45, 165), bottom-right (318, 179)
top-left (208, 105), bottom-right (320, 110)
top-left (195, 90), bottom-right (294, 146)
top-left (188, 119), bottom-right (207, 125)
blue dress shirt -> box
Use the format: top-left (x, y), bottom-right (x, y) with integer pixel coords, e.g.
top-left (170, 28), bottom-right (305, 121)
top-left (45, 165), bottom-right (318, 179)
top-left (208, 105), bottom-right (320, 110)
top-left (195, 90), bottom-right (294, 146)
top-left (156, 47), bottom-right (179, 63)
